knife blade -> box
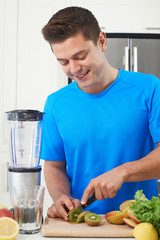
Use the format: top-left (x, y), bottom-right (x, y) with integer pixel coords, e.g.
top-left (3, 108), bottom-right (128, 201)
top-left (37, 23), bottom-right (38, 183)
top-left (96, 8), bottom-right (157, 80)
top-left (66, 194), bottom-right (96, 214)
top-left (79, 194), bottom-right (96, 210)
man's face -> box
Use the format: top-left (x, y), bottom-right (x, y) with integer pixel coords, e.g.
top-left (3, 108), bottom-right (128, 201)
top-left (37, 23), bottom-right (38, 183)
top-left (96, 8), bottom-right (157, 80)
top-left (51, 32), bottom-right (107, 93)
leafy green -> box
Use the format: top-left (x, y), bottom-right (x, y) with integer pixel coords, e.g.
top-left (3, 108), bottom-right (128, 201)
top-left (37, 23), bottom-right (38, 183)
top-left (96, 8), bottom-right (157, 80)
top-left (130, 190), bottom-right (160, 236)
top-left (134, 189), bottom-right (148, 201)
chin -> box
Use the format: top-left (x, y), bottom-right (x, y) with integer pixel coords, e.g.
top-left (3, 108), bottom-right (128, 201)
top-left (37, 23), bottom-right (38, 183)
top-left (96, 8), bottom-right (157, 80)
top-left (82, 80), bottom-right (97, 88)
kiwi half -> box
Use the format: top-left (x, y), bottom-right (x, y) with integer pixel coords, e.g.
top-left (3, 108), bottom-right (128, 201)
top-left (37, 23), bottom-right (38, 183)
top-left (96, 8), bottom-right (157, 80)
top-left (68, 208), bottom-right (82, 222)
top-left (76, 211), bottom-right (90, 223)
top-left (84, 212), bottom-right (101, 226)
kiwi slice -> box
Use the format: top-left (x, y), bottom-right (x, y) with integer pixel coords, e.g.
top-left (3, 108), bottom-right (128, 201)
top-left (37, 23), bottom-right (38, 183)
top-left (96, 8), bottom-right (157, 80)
top-left (68, 208), bottom-right (82, 222)
top-left (84, 212), bottom-right (101, 226)
top-left (76, 211), bottom-right (90, 223)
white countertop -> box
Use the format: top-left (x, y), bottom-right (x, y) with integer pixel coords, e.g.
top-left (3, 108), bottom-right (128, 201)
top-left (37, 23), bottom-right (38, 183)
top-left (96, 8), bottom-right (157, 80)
top-left (16, 232), bottom-right (135, 240)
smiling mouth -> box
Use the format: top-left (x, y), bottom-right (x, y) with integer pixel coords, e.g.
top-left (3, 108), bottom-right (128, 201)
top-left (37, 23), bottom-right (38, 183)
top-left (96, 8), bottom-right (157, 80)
top-left (73, 70), bottom-right (90, 80)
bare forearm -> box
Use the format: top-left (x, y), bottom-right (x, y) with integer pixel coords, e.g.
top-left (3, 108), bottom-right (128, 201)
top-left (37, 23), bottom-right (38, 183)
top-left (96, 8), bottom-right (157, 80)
top-left (44, 160), bottom-right (80, 220)
top-left (81, 145), bottom-right (160, 203)
top-left (122, 145), bottom-right (160, 182)
top-left (44, 161), bottom-right (70, 201)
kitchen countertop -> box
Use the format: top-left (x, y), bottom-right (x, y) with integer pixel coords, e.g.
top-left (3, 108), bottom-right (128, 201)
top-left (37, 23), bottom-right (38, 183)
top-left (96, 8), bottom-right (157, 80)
top-left (16, 233), bottom-right (135, 240)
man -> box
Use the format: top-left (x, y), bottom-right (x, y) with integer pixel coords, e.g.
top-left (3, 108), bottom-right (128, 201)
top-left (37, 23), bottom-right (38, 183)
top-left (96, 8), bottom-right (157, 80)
top-left (41, 6), bottom-right (160, 221)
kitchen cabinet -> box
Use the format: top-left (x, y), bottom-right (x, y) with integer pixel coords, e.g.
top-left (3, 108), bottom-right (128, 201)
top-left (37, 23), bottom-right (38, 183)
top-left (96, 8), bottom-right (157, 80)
top-left (16, 0), bottom-right (67, 111)
top-left (69, 0), bottom-right (160, 34)
top-left (0, 0), bottom-right (17, 207)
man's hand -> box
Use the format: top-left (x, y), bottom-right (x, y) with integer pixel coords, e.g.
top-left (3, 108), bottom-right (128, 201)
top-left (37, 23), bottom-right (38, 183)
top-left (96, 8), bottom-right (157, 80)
top-left (47, 194), bottom-right (81, 221)
top-left (81, 166), bottom-right (125, 205)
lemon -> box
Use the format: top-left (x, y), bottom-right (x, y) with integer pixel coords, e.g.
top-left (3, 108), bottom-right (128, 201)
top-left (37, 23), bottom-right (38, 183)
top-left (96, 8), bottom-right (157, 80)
top-left (0, 217), bottom-right (19, 240)
top-left (0, 206), bottom-right (7, 209)
top-left (133, 222), bottom-right (158, 240)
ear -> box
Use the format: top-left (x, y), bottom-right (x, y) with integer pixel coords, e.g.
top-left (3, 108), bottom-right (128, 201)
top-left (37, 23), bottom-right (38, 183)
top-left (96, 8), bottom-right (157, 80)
top-left (98, 32), bottom-right (107, 52)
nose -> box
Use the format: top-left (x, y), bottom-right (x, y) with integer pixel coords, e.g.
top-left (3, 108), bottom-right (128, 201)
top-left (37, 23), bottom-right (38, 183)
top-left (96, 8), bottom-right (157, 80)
top-left (69, 60), bottom-right (81, 75)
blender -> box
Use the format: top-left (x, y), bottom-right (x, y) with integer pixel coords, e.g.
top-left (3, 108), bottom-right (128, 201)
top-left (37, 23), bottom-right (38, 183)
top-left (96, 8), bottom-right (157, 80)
top-left (5, 109), bottom-right (45, 206)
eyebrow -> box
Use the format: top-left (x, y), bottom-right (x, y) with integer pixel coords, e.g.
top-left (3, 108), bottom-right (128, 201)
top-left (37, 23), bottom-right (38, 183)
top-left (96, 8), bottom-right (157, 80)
top-left (73, 49), bottom-right (89, 57)
top-left (57, 49), bottom-right (89, 61)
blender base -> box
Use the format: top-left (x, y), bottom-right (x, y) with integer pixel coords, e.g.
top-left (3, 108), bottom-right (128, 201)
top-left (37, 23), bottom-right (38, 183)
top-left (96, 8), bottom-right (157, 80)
top-left (8, 166), bottom-right (42, 207)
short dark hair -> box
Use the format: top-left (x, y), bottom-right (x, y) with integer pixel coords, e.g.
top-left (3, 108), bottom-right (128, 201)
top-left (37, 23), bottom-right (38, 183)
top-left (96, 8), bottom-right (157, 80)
top-left (42, 6), bottom-right (101, 45)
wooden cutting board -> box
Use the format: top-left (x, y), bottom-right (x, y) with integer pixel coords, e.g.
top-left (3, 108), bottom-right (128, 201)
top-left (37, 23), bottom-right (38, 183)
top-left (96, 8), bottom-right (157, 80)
top-left (41, 215), bottom-right (134, 238)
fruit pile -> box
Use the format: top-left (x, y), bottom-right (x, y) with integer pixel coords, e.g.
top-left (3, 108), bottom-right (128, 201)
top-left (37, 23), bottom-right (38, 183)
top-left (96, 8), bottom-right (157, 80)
top-left (105, 195), bottom-right (159, 240)
top-left (0, 205), bottom-right (19, 240)
top-left (68, 208), bottom-right (101, 226)
top-left (105, 199), bottom-right (137, 226)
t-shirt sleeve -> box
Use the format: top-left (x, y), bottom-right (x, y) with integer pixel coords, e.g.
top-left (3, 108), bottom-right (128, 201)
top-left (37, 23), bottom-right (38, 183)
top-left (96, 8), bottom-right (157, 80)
top-left (40, 96), bottom-right (65, 161)
top-left (148, 76), bottom-right (160, 143)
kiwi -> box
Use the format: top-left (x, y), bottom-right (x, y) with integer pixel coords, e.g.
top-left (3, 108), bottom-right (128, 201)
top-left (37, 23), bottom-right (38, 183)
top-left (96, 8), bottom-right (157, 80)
top-left (76, 211), bottom-right (90, 223)
top-left (84, 212), bottom-right (101, 226)
top-left (68, 208), bottom-right (82, 222)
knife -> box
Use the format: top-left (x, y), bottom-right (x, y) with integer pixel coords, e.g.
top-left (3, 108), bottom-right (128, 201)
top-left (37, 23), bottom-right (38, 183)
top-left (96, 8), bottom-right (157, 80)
top-left (79, 194), bottom-right (96, 210)
top-left (65, 194), bottom-right (96, 214)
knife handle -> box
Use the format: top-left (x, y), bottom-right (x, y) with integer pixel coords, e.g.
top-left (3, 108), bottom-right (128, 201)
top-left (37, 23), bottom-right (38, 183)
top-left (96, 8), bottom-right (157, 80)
top-left (81, 194), bottom-right (96, 209)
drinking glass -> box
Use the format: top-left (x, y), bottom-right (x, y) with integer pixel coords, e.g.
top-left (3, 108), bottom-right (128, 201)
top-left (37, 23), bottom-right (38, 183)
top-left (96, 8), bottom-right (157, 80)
top-left (13, 185), bottom-right (45, 234)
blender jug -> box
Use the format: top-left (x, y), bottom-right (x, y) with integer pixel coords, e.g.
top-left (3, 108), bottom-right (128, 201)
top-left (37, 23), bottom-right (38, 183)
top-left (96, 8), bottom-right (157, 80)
top-left (5, 110), bottom-right (44, 206)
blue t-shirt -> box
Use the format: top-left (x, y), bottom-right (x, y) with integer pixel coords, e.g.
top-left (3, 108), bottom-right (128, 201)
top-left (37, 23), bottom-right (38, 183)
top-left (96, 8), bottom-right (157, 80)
top-left (41, 69), bottom-right (160, 214)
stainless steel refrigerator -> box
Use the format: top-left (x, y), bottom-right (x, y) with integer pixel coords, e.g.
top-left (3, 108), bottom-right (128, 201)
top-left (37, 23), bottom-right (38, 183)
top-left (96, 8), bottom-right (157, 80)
top-left (105, 33), bottom-right (160, 79)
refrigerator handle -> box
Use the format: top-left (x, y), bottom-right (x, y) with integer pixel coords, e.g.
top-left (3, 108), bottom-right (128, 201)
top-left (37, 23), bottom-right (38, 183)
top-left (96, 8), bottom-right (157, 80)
top-left (133, 47), bottom-right (138, 72)
top-left (123, 46), bottom-right (129, 71)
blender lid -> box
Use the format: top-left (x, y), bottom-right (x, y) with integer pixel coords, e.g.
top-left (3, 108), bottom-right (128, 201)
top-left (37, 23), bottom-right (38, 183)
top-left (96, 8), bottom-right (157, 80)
top-left (5, 109), bottom-right (45, 121)
top-left (8, 166), bottom-right (42, 172)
